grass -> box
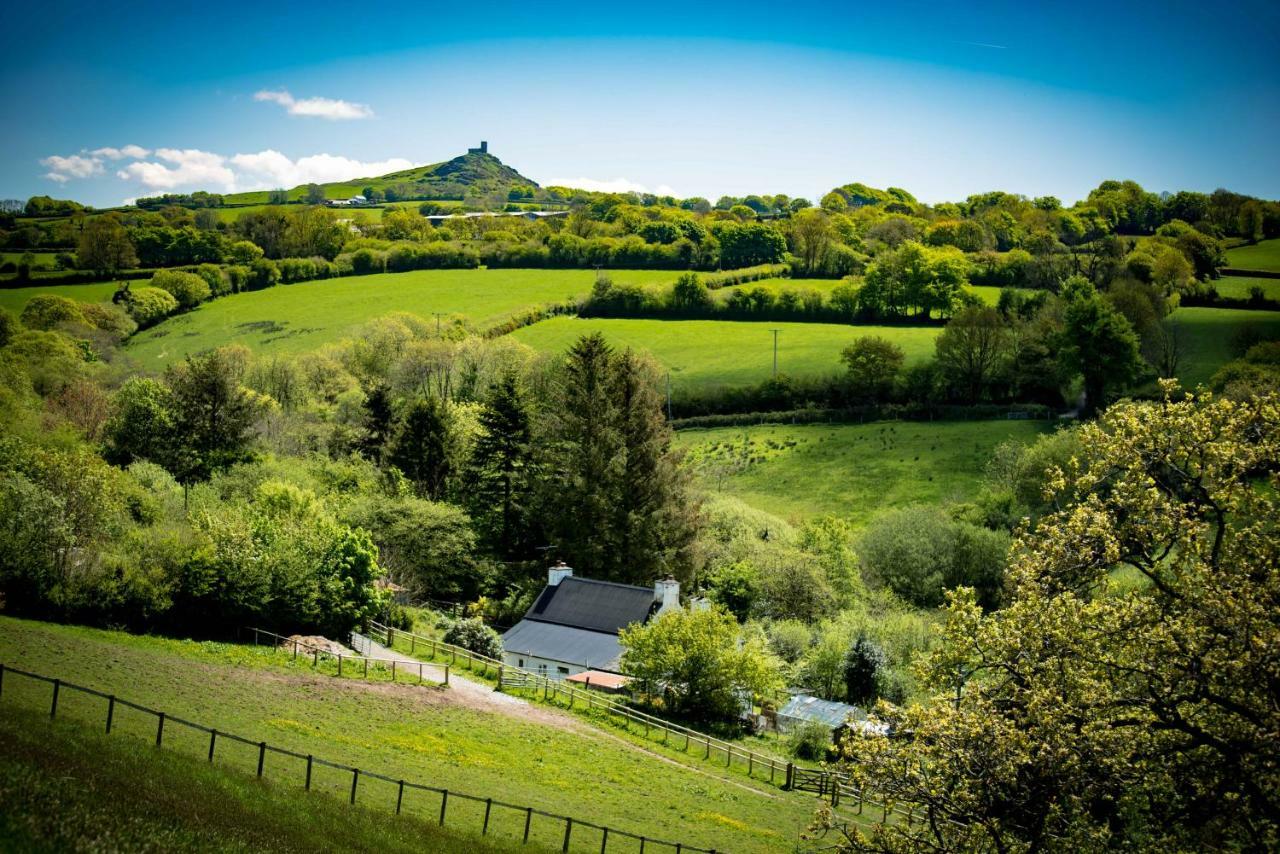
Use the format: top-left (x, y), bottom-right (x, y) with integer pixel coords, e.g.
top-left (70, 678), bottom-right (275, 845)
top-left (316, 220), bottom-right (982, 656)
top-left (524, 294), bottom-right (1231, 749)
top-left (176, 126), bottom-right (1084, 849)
top-left (716, 278), bottom-right (1012, 307)
top-left (1169, 306), bottom-right (1280, 385)
top-left (0, 708), bottom-right (521, 853)
top-left (1212, 276), bottom-right (1280, 300)
top-left (125, 269), bottom-right (683, 368)
top-left (0, 616), bottom-right (820, 853)
top-left (512, 317), bottom-right (942, 392)
top-left (677, 419), bottom-right (1053, 523)
top-left (0, 281), bottom-right (133, 314)
top-left (1225, 238), bottom-right (1280, 272)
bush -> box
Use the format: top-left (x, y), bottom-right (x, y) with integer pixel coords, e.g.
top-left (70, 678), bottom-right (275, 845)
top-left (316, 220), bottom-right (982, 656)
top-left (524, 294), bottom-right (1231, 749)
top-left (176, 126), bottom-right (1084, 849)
top-left (19, 295), bottom-right (83, 330)
top-left (124, 286), bottom-right (179, 328)
top-left (151, 269), bottom-right (211, 310)
top-left (787, 721), bottom-right (832, 760)
top-left (443, 617), bottom-right (503, 659)
top-left (247, 258), bottom-right (280, 290)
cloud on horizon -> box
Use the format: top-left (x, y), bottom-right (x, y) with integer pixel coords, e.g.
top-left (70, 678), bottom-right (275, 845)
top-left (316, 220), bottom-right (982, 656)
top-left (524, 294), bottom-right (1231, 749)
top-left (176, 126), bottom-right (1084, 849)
top-left (254, 89), bottom-right (374, 120)
top-left (41, 154), bottom-right (105, 183)
top-left (544, 176), bottom-right (679, 196)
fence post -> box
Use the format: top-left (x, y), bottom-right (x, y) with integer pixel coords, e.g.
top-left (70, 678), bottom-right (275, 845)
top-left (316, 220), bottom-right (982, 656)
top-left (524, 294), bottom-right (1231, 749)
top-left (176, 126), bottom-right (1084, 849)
top-left (257, 742), bottom-right (266, 776)
top-left (155, 712), bottom-right (165, 747)
top-left (105, 695), bottom-right (115, 733)
top-left (313, 650), bottom-right (319, 668)
top-left (0, 662), bottom-right (4, 700)
top-left (497, 665), bottom-right (503, 689)
top-left (293, 640), bottom-right (298, 660)
top-left (208, 730), bottom-right (217, 761)
top-left (748, 753), bottom-right (753, 776)
top-left (305, 755), bottom-right (313, 790)
top-left (391, 660), bottom-right (396, 681)
top-left (439, 790), bottom-right (449, 825)
top-left (50, 679), bottom-right (60, 718)
top-left (364, 658), bottom-right (368, 679)
top-left (600, 827), bottom-right (608, 853)
top-left (387, 628), bottom-right (394, 648)
top-left (418, 662), bottom-right (423, 685)
top-left (337, 655), bottom-right (343, 677)
top-left (523, 807), bottom-right (533, 843)
top-left (350, 769), bottom-right (359, 804)
top-left (410, 635), bottom-right (415, 654)
top-left (483, 798), bottom-right (492, 834)
top-left (562, 818), bottom-right (572, 852)
top-left (396, 780), bottom-right (405, 814)
top-left (705, 737), bottom-right (710, 760)
top-left (445, 665), bottom-right (450, 687)
top-left (785, 763), bottom-right (794, 790)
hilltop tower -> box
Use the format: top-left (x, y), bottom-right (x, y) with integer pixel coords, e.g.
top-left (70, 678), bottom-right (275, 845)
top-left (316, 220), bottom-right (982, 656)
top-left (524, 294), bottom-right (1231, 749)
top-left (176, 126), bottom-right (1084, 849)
top-left (468, 141), bottom-right (488, 154)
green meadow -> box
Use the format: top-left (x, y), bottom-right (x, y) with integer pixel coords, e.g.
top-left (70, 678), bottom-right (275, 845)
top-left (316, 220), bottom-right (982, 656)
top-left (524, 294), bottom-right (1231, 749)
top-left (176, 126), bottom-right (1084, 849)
top-left (512, 317), bottom-right (943, 392)
top-left (0, 280), bottom-right (134, 313)
top-left (1212, 276), bottom-right (1280, 300)
top-left (0, 616), bottom-right (818, 854)
top-left (1225, 238), bottom-right (1280, 272)
top-left (1168, 306), bottom-right (1280, 385)
top-left (677, 419), bottom-right (1052, 523)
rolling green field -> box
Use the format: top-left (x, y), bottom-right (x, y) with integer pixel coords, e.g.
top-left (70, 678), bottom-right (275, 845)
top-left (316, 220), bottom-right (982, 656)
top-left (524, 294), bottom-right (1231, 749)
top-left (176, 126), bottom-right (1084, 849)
top-left (0, 709), bottom-right (516, 853)
top-left (0, 280), bottom-right (133, 313)
top-left (0, 617), bottom-right (817, 853)
top-left (126, 269), bottom-right (682, 368)
top-left (513, 317), bottom-right (942, 391)
top-left (1170, 306), bottom-right (1280, 385)
top-left (717, 278), bottom-right (1010, 307)
top-left (678, 419), bottom-right (1052, 523)
top-left (1225, 238), bottom-right (1280, 272)
top-left (1213, 276), bottom-right (1280, 300)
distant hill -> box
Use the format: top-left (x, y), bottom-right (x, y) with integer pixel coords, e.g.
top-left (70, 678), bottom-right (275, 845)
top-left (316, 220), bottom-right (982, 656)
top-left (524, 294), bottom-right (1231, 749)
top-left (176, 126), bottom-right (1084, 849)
top-left (222, 147), bottom-right (541, 206)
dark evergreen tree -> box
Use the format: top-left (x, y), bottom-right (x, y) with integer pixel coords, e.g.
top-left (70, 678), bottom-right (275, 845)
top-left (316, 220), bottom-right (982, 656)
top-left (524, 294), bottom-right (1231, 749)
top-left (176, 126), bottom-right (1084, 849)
top-left (844, 634), bottom-right (886, 706)
top-left (165, 350), bottom-right (261, 484)
top-left (359, 384), bottom-right (394, 463)
top-left (467, 371), bottom-right (535, 558)
top-left (387, 396), bottom-right (453, 500)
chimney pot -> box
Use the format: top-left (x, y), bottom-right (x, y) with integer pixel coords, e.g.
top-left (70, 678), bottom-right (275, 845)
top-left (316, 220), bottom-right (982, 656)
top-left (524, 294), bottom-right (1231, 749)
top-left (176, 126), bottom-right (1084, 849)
top-left (548, 562), bottom-right (573, 586)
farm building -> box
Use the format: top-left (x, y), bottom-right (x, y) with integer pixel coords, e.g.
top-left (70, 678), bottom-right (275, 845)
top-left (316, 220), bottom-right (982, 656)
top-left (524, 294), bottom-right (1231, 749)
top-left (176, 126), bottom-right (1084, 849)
top-left (501, 563), bottom-right (680, 679)
top-left (776, 695), bottom-right (887, 737)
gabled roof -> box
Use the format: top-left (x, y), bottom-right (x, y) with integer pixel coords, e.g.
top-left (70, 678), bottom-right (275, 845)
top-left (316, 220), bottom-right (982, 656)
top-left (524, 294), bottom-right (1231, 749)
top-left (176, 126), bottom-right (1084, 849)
top-left (501, 620), bottom-right (625, 671)
top-left (523, 576), bottom-right (656, 635)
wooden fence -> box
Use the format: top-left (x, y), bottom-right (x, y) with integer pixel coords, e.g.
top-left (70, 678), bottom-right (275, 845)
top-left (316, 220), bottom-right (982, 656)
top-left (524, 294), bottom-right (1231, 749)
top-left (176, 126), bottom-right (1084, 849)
top-left (367, 621), bottom-right (913, 823)
top-left (246, 627), bottom-right (450, 687)
top-left (0, 662), bottom-right (721, 853)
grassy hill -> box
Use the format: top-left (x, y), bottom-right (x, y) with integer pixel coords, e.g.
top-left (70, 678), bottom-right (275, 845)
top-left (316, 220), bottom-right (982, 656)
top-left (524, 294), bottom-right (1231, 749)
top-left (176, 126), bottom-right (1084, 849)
top-left (1224, 238), bottom-right (1280, 272)
top-left (222, 150), bottom-right (540, 205)
top-left (678, 419), bottom-right (1052, 523)
top-left (0, 617), bottom-right (820, 853)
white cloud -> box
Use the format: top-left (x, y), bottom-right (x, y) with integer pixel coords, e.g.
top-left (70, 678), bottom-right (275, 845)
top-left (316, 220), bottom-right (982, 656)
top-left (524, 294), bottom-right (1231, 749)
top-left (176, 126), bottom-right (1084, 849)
top-left (41, 154), bottom-right (104, 183)
top-left (544, 176), bottom-right (679, 196)
top-left (92, 144), bottom-right (151, 160)
top-left (254, 89), bottom-right (374, 120)
top-left (110, 147), bottom-right (414, 193)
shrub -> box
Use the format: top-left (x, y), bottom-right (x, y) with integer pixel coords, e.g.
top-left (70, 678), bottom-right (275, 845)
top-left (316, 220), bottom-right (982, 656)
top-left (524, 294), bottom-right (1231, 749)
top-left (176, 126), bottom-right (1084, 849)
top-left (19, 295), bottom-right (83, 330)
top-left (787, 721), bottom-right (832, 760)
top-left (227, 240), bottom-right (264, 265)
top-left (151, 269), bottom-right (211, 310)
top-left (247, 258), bottom-right (281, 290)
top-left (195, 263), bottom-right (229, 296)
top-left (443, 617), bottom-right (503, 659)
top-left (125, 286), bottom-right (179, 328)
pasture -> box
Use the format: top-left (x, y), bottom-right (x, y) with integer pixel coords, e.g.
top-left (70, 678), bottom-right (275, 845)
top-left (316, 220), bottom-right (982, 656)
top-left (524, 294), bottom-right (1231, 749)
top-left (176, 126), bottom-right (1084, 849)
top-left (512, 317), bottom-right (942, 392)
top-left (1212, 276), bottom-right (1280, 301)
top-left (678, 419), bottom-right (1052, 523)
top-left (0, 280), bottom-right (131, 313)
top-left (1225, 238), bottom-right (1280, 272)
top-left (125, 268), bottom-right (682, 368)
top-left (716, 278), bottom-right (1011, 307)
top-left (1169, 306), bottom-right (1280, 385)
top-left (0, 617), bottom-right (816, 854)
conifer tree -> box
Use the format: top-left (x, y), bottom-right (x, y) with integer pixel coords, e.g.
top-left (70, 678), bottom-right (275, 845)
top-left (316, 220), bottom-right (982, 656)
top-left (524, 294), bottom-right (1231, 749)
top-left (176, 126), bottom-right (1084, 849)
top-left (358, 384), bottom-right (394, 463)
top-left (387, 396), bottom-right (453, 500)
top-left (467, 370), bottom-right (535, 558)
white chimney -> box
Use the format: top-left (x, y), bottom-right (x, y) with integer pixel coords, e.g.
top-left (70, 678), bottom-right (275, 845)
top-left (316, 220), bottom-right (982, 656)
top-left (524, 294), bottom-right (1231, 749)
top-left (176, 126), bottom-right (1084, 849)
top-left (548, 561), bottom-right (573, 586)
top-left (654, 576), bottom-right (680, 615)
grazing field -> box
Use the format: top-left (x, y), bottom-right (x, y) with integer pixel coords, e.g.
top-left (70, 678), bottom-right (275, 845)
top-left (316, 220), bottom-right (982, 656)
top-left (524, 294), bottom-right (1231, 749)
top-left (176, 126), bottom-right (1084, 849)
top-left (716, 278), bottom-right (1011, 307)
top-left (1213, 276), bottom-right (1280, 300)
top-left (1169, 306), bottom-right (1280, 385)
top-left (1225, 238), bottom-right (1280, 272)
top-left (512, 317), bottom-right (942, 391)
top-left (126, 268), bottom-right (681, 368)
top-left (0, 617), bottom-right (817, 853)
top-left (678, 419), bottom-right (1053, 523)
top-left (0, 709), bottom-right (514, 853)
top-left (0, 280), bottom-right (131, 313)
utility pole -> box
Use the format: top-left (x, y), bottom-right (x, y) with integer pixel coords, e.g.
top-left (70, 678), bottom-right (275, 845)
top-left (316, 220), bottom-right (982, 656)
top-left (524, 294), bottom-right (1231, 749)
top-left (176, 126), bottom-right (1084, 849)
top-left (432, 312), bottom-right (443, 335)
top-left (666, 373), bottom-right (673, 421)
top-left (769, 329), bottom-right (780, 380)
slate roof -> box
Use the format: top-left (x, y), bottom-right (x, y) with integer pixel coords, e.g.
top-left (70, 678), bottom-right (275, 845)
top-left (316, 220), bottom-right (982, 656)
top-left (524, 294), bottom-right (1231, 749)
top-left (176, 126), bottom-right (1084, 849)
top-left (502, 620), bottom-right (625, 671)
top-left (522, 577), bottom-right (656, 635)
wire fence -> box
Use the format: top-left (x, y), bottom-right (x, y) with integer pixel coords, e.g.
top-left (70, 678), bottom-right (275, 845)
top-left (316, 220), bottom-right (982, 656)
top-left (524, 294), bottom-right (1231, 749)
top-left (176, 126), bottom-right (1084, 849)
top-left (367, 621), bottom-right (914, 824)
top-left (0, 661), bottom-right (723, 854)
top-left (246, 627), bottom-right (451, 686)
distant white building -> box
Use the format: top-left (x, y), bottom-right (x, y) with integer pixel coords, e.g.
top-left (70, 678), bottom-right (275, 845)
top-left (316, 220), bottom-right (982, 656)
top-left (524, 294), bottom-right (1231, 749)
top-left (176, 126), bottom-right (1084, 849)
top-left (501, 563), bottom-right (681, 679)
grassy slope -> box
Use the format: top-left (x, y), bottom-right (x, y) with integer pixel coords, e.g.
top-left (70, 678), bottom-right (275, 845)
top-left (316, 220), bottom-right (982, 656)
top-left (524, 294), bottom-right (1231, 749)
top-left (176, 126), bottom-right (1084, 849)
top-left (1213, 276), bottom-right (1280, 300)
top-left (512, 317), bottom-right (942, 392)
top-left (0, 617), bottom-right (813, 853)
top-left (1225, 238), bottom-right (1280, 272)
top-left (717, 279), bottom-right (1010, 306)
top-left (1170, 306), bottom-right (1280, 385)
top-left (125, 269), bottom-right (681, 369)
top-left (0, 708), bottom-right (522, 854)
top-left (0, 281), bottom-right (129, 314)
top-left (677, 420), bottom-right (1052, 523)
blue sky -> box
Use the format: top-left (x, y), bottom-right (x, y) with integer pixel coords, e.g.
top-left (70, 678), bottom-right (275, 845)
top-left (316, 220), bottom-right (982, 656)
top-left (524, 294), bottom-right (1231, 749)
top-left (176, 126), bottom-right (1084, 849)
top-left (3, 0), bottom-right (1277, 207)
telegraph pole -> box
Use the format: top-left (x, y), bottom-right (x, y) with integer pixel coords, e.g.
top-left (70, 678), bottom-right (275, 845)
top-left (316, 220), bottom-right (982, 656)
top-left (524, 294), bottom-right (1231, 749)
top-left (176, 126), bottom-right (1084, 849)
top-left (432, 312), bottom-right (443, 335)
top-left (769, 329), bottom-right (780, 380)
top-left (666, 372), bottom-right (673, 421)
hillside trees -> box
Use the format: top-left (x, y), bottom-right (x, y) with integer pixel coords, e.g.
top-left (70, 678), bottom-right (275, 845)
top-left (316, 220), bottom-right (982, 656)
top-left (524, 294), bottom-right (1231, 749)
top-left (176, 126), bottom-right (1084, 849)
top-left (387, 396), bottom-right (454, 501)
top-left (840, 336), bottom-right (905, 403)
top-left (833, 387), bottom-right (1280, 852)
top-left (934, 305), bottom-right (1011, 402)
top-left (465, 371), bottom-right (536, 558)
top-left (76, 216), bottom-right (138, 276)
top-left (1058, 276), bottom-right (1144, 417)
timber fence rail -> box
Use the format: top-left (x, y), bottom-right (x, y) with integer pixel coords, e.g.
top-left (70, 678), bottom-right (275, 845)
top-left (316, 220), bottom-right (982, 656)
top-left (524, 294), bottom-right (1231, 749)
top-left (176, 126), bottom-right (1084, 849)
top-left (0, 662), bottom-right (721, 854)
top-left (367, 621), bottom-right (914, 824)
top-left (246, 627), bottom-right (450, 687)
